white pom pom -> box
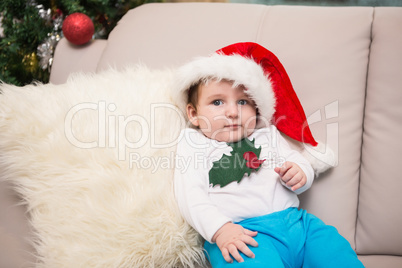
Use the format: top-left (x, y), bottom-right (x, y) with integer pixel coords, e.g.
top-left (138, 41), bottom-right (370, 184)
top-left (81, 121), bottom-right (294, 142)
top-left (302, 141), bottom-right (337, 176)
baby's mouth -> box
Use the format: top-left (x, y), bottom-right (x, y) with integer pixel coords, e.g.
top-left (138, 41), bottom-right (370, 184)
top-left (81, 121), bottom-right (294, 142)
top-left (225, 124), bottom-right (241, 129)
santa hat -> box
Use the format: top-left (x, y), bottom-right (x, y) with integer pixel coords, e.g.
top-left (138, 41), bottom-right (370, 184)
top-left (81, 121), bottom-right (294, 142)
top-left (174, 42), bottom-right (336, 175)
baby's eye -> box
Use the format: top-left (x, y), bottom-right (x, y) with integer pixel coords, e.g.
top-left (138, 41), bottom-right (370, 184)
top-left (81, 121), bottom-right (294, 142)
top-left (213, 100), bottom-right (223, 106)
top-left (238, 100), bottom-right (247, 105)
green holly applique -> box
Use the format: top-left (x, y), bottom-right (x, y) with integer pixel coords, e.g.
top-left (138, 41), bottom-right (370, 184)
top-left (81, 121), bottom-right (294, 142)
top-left (209, 138), bottom-right (265, 188)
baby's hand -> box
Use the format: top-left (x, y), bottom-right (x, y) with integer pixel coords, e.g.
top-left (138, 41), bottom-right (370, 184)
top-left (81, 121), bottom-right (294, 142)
top-left (212, 222), bottom-right (258, 263)
top-left (275, 161), bottom-right (307, 192)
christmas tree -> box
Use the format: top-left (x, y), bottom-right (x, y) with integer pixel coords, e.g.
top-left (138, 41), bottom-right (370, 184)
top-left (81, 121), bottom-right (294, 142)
top-left (0, 0), bottom-right (156, 86)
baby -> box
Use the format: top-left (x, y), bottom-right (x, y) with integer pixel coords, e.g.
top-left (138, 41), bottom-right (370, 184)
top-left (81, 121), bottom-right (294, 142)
top-left (173, 42), bottom-right (364, 267)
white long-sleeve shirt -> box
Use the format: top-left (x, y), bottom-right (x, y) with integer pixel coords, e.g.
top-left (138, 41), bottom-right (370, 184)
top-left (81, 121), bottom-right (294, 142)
top-left (174, 126), bottom-right (314, 243)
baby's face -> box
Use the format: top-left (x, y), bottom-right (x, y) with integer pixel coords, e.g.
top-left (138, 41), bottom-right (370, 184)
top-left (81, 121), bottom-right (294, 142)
top-left (187, 80), bottom-right (257, 143)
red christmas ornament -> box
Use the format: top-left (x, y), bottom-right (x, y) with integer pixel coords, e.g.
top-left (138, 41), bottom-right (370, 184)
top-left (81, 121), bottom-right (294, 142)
top-left (62, 13), bottom-right (94, 45)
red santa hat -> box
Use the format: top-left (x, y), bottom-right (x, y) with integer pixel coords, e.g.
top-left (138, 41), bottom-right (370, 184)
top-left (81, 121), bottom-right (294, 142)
top-left (174, 42), bottom-right (336, 174)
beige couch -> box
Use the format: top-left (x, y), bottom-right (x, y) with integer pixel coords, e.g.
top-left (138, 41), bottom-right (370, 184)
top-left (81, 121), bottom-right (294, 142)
top-left (1, 3), bottom-right (402, 267)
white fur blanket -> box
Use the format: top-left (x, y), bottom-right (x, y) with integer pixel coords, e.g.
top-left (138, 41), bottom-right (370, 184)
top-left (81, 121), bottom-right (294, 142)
top-left (0, 67), bottom-right (205, 267)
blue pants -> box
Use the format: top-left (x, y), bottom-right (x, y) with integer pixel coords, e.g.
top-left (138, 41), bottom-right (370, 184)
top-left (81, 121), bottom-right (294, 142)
top-left (204, 208), bottom-right (364, 268)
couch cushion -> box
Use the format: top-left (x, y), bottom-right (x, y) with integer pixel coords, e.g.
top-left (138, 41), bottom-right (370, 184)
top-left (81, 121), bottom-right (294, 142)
top-left (96, 3), bottom-right (269, 72)
top-left (357, 7), bottom-right (402, 255)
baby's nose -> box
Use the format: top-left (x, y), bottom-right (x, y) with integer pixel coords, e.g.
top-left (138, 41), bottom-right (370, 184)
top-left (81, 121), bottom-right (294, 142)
top-left (225, 104), bottom-right (239, 118)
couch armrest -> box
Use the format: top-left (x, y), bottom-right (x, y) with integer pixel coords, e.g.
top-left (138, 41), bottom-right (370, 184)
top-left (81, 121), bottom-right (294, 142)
top-left (49, 38), bottom-right (107, 85)
top-left (0, 180), bottom-right (35, 267)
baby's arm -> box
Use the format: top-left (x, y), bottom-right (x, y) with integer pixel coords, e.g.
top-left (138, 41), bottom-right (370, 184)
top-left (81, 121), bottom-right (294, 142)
top-left (212, 222), bottom-right (258, 263)
top-left (274, 161), bottom-right (307, 192)
top-left (271, 125), bottom-right (314, 194)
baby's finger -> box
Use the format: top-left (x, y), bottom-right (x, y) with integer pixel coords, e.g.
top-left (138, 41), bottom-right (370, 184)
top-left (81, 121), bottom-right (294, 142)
top-left (275, 163), bottom-right (287, 177)
top-left (291, 180), bottom-right (305, 191)
top-left (244, 229), bottom-right (258, 237)
top-left (287, 167), bottom-right (302, 182)
top-left (285, 172), bottom-right (301, 186)
top-left (228, 244), bottom-right (244, 263)
top-left (235, 240), bottom-right (255, 259)
top-left (221, 247), bottom-right (233, 263)
top-left (242, 234), bottom-right (259, 248)
top-left (278, 162), bottom-right (294, 177)
top-left (274, 166), bottom-right (281, 174)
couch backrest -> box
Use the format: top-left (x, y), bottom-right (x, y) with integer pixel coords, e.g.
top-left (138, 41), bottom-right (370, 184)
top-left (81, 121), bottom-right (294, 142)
top-left (357, 8), bottom-right (402, 256)
top-left (50, 3), bottom-right (402, 259)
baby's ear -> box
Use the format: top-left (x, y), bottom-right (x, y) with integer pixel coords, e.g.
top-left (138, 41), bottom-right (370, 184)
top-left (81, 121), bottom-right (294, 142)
top-left (186, 103), bottom-right (199, 127)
